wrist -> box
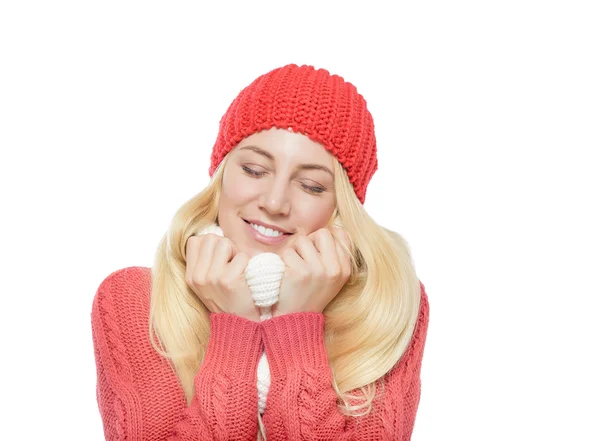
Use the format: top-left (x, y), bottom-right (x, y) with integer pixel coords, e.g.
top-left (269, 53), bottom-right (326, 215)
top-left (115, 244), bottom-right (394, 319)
top-left (202, 313), bottom-right (263, 379)
top-left (260, 312), bottom-right (329, 377)
top-left (272, 306), bottom-right (322, 318)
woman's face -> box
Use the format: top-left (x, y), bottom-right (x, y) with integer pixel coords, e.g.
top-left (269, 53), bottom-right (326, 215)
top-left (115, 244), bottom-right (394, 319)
top-left (218, 127), bottom-right (336, 258)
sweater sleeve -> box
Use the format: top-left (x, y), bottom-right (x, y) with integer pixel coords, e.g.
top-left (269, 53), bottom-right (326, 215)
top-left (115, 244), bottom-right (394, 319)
top-left (166, 313), bottom-right (263, 440)
top-left (91, 273), bottom-right (263, 440)
top-left (259, 284), bottom-right (430, 441)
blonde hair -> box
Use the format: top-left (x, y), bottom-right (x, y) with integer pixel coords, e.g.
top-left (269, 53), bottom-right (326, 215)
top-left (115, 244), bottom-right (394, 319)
top-left (149, 150), bottom-right (421, 436)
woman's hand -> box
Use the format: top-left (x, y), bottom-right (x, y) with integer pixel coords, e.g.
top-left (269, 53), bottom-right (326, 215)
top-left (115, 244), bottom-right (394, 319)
top-left (185, 233), bottom-right (261, 322)
top-left (272, 227), bottom-right (352, 318)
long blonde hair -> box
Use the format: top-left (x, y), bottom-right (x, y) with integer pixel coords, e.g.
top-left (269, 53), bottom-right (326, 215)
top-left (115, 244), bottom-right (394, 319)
top-left (149, 150), bottom-right (421, 425)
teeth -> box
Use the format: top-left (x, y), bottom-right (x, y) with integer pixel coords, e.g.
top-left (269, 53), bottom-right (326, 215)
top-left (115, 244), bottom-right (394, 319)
top-left (251, 223), bottom-right (283, 237)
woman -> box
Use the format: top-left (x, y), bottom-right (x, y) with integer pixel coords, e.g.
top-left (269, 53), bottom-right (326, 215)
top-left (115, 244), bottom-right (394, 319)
top-left (91, 63), bottom-right (430, 440)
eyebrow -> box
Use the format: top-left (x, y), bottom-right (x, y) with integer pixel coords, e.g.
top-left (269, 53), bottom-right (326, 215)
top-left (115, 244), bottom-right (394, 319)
top-left (239, 145), bottom-right (333, 176)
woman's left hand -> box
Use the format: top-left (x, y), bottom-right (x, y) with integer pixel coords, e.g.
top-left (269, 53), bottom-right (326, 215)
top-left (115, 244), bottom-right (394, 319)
top-left (272, 226), bottom-right (353, 318)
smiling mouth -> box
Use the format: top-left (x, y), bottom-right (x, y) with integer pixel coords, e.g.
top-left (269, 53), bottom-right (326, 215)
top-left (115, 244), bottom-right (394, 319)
top-left (242, 219), bottom-right (292, 236)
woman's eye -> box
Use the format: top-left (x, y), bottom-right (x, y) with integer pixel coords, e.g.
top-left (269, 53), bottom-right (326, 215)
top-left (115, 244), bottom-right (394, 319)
top-left (242, 165), bottom-right (265, 177)
top-left (302, 184), bottom-right (325, 194)
top-left (243, 165), bottom-right (324, 195)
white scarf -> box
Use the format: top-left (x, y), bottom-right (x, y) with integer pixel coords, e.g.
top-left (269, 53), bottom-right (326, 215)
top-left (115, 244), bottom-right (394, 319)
top-left (194, 224), bottom-right (285, 414)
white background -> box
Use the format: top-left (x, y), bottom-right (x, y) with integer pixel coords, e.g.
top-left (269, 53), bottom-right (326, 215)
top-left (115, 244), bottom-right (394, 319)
top-left (1, 1), bottom-right (598, 439)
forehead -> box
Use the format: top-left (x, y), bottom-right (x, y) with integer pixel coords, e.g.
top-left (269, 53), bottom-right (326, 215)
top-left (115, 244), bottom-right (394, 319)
top-left (235, 127), bottom-right (333, 165)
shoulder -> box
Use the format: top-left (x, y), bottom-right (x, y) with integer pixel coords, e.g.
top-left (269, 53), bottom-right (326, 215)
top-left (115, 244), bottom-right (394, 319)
top-left (91, 266), bottom-right (153, 377)
top-left (92, 266), bottom-right (152, 323)
top-left (94, 266), bottom-right (152, 300)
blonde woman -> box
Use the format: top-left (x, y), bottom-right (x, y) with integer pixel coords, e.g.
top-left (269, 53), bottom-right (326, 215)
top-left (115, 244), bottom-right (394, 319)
top-left (91, 63), bottom-right (430, 440)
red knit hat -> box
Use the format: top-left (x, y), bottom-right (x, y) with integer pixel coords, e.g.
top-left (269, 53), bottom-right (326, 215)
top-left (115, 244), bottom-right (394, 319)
top-left (209, 63), bottom-right (378, 204)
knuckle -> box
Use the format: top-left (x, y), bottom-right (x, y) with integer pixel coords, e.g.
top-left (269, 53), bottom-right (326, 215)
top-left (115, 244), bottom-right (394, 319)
top-left (220, 238), bottom-right (236, 253)
top-left (298, 269), bottom-right (310, 280)
top-left (333, 227), bottom-right (350, 243)
top-left (316, 228), bottom-right (330, 239)
top-left (219, 276), bottom-right (234, 291)
top-left (313, 267), bottom-right (326, 279)
top-left (326, 266), bottom-right (341, 279)
top-left (202, 234), bottom-right (217, 245)
top-left (185, 236), bottom-right (197, 255)
top-left (343, 266), bottom-right (352, 279)
top-left (188, 273), bottom-right (204, 287)
top-left (206, 275), bottom-right (218, 286)
top-left (296, 236), bottom-right (310, 245)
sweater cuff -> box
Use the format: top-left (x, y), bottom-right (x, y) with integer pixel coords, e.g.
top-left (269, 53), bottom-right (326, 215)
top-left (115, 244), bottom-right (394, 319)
top-left (201, 313), bottom-right (263, 381)
top-left (260, 312), bottom-right (330, 378)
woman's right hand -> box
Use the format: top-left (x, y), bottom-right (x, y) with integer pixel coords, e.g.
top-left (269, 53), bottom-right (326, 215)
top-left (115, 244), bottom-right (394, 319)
top-left (185, 233), bottom-right (260, 322)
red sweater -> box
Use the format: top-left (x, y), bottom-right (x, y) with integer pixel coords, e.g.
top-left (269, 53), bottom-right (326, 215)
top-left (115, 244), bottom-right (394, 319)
top-left (91, 266), bottom-right (429, 440)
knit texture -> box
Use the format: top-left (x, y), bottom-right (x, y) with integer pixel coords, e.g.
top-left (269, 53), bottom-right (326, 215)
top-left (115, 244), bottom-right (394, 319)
top-left (208, 63), bottom-right (378, 204)
top-left (91, 266), bottom-right (429, 440)
top-left (194, 224), bottom-right (285, 414)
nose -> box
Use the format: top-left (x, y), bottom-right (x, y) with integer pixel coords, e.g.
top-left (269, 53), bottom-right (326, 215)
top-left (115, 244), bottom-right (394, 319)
top-left (258, 179), bottom-right (291, 216)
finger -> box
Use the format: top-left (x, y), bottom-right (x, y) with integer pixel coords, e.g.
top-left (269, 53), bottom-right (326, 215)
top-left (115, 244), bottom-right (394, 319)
top-left (185, 235), bottom-right (200, 284)
top-left (209, 238), bottom-right (236, 277)
top-left (222, 250), bottom-right (250, 283)
top-left (331, 226), bottom-right (352, 251)
top-left (293, 235), bottom-right (324, 274)
top-left (286, 233), bottom-right (301, 250)
top-left (194, 234), bottom-right (219, 281)
top-left (281, 246), bottom-right (306, 271)
top-left (312, 229), bottom-right (340, 275)
top-left (185, 235), bottom-right (199, 265)
top-left (333, 227), bottom-right (353, 260)
top-left (334, 239), bottom-right (352, 279)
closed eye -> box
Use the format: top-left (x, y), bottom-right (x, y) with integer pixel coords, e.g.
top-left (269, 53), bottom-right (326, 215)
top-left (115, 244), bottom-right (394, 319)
top-left (242, 165), bottom-right (325, 195)
top-left (242, 165), bottom-right (266, 177)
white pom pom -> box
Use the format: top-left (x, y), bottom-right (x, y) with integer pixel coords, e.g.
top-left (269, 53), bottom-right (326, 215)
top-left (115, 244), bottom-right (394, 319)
top-left (245, 253), bottom-right (285, 308)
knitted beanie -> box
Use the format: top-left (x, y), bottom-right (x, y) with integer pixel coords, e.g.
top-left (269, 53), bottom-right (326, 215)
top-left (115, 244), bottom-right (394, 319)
top-left (208, 63), bottom-right (378, 204)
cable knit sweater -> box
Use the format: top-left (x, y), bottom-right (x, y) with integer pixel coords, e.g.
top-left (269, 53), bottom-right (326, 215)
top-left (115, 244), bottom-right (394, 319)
top-left (91, 266), bottom-right (430, 440)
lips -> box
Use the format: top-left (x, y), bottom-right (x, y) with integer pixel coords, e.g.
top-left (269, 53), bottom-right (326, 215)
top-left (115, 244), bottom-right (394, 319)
top-left (243, 219), bottom-right (292, 235)
top-left (243, 218), bottom-right (292, 245)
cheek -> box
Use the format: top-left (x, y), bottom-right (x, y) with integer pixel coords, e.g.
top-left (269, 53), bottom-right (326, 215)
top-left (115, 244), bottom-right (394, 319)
top-left (296, 200), bottom-right (335, 231)
top-left (222, 171), bottom-right (251, 204)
